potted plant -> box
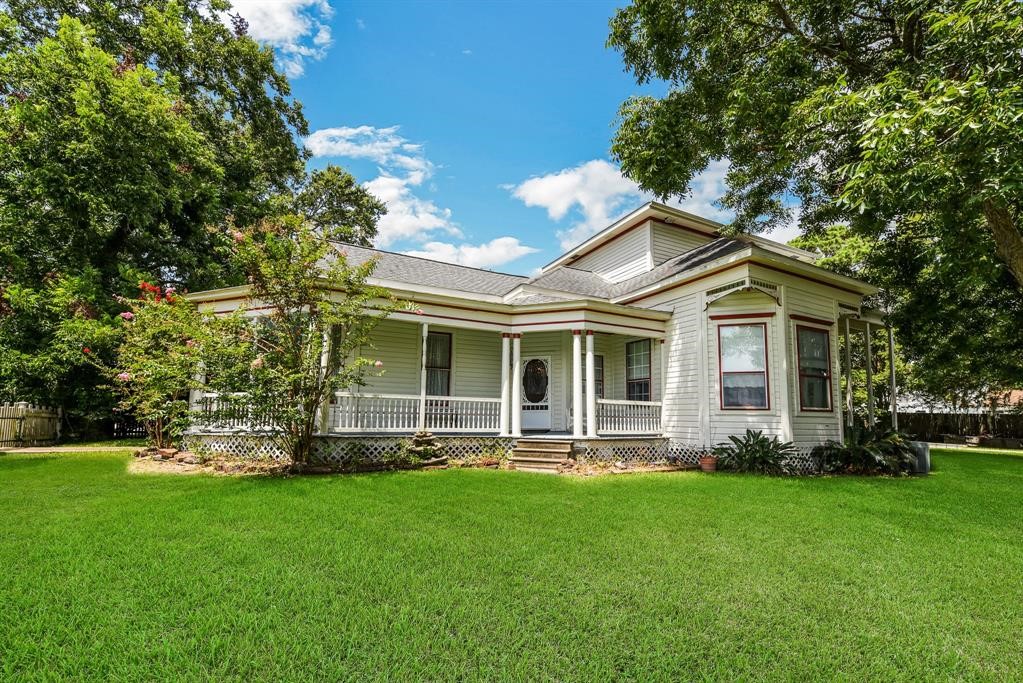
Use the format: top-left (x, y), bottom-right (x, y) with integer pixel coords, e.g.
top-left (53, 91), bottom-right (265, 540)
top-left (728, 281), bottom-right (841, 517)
top-left (698, 451), bottom-right (718, 472)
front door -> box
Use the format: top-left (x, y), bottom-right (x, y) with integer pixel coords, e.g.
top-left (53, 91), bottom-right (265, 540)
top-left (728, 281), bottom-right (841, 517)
top-left (521, 356), bottom-right (552, 431)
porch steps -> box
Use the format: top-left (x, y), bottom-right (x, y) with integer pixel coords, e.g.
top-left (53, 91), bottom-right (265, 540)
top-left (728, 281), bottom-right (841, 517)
top-left (509, 439), bottom-right (574, 474)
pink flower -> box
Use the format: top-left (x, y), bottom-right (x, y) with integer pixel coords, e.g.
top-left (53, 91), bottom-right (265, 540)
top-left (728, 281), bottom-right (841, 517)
top-left (82, 347), bottom-right (91, 354)
top-left (119, 311), bottom-right (135, 321)
top-left (415, 309), bottom-right (424, 316)
top-left (185, 339), bottom-right (196, 348)
top-left (116, 372), bottom-right (131, 381)
top-left (232, 230), bottom-right (245, 243)
top-left (250, 357), bottom-right (264, 369)
top-left (164, 287), bottom-right (176, 295)
top-left (374, 360), bottom-right (384, 368)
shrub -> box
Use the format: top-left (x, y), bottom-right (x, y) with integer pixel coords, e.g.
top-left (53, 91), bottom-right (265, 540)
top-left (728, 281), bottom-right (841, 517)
top-left (812, 426), bottom-right (916, 475)
top-left (713, 429), bottom-right (795, 475)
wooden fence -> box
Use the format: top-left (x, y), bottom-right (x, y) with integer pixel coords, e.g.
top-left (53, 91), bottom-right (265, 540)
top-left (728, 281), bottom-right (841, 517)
top-left (0, 403), bottom-right (60, 447)
top-left (898, 412), bottom-right (1023, 442)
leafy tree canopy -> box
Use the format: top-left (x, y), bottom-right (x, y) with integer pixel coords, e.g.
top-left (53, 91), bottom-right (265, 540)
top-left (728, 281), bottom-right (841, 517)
top-left (0, 3), bottom-right (386, 429)
top-left (609, 0), bottom-right (1023, 289)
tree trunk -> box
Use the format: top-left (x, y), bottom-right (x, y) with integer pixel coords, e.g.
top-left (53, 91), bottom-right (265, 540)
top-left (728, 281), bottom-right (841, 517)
top-left (983, 197), bottom-right (1023, 289)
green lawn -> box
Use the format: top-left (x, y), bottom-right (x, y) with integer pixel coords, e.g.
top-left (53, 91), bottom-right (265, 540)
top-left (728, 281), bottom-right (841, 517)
top-left (2, 449), bottom-right (1021, 680)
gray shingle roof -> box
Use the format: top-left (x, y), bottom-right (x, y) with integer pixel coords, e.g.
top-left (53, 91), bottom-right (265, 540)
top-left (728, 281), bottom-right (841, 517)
top-left (524, 266), bottom-right (615, 299)
top-left (611, 238), bottom-right (748, 297)
top-left (331, 243), bottom-right (527, 296)
top-left (326, 237), bottom-right (748, 303)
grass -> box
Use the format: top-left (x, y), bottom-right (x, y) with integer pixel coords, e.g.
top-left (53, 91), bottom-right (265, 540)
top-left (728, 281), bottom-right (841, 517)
top-left (1, 449), bottom-right (1021, 680)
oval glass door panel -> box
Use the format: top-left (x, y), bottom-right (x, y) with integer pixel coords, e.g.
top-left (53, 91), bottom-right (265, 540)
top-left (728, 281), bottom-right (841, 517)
top-left (523, 359), bottom-right (549, 403)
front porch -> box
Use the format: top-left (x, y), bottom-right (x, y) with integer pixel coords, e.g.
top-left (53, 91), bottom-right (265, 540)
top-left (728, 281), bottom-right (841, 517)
top-left (191, 311), bottom-right (667, 438)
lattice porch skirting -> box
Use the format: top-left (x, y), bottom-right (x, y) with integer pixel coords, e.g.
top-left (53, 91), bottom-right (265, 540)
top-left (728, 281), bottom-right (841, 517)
top-left (576, 438), bottom-right (819, 473)
top-left (183, 432), bottom-right (821, 473)
top-left (183, 432), bottom-right (515, 466)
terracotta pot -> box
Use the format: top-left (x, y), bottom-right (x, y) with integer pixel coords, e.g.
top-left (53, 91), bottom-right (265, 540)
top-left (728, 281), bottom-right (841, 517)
top-left (699, 455), bottom-right (718, 473)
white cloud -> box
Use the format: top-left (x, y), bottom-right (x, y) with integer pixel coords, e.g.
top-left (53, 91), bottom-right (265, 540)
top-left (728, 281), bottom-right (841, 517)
top-left (305, 126), bottom-right (432, 176)
top-left (462, 49), bottom-right (473, 55)
top-left (508, 158), bottom-right (733, 249)
top-left (306, 125), bottom-right (538, 269)
top-left (356, 18), bottom-right (366, 30)
top-left (227, 0), bottom-right (333, 77)
top-left (403, 237), bottom-right (538, 269)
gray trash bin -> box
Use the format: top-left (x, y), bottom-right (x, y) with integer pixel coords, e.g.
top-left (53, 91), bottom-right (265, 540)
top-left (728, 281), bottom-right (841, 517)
top-left (909, 441), bottom-right (930, 475)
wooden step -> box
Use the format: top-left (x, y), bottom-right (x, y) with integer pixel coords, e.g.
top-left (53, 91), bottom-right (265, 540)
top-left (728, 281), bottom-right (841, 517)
top-left (508, 455), bottom-right (570, 465)
top-left (508, 456), bottom-right (567, 474)
top-left (513, 439), bottom-right (573, 453)
top-left (510, 446), bottom-right (574, 456)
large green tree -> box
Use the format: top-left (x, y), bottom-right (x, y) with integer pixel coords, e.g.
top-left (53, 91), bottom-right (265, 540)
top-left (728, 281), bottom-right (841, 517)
top-left (0, 2), bottom-right (384, 430)
top-left (608, 0), bottom-right (1023, 289)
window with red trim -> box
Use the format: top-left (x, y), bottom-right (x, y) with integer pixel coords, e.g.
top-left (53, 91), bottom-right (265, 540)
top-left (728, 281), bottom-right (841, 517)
top-left (718, 323), bottom-right (769, 409)
top-left (797, 326), bottom-right (832, 410)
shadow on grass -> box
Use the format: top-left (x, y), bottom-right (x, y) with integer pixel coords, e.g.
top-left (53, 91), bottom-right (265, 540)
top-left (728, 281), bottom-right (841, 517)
top-left (0, 454), bottom-right (59, 469)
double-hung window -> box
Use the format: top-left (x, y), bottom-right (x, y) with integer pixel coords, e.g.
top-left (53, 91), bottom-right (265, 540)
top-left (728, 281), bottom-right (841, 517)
top-left (425, 331), bottom-right (451, 396)
top-left (797, 326), bottom-right (832, 410)
top-left (718, 323), bottom-right (769, 409)
top-left (625, 340), bottom-right (651, 401)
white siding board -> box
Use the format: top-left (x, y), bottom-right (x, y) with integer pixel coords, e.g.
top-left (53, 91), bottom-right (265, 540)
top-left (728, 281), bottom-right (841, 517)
top-left (660, 293), bottom-right (703, 441)
top-left (359, 319), bottom-right (421, 395)
top-left (651, 223), bottom-right (713, 264)
top-left (572, 223), bottom-right (652, 283)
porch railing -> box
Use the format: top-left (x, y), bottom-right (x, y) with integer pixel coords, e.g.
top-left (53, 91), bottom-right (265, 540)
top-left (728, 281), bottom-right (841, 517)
top-left (192, 392), bottom-right (283, 432)
top-left (595, 399), bottom-right (662, 434)
top-left (331, 392), bottom-right (501, 433)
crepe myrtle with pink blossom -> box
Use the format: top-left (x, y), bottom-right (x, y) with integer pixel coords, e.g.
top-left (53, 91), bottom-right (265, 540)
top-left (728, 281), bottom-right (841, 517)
top-left (83, 280), bottom-right (214, 449)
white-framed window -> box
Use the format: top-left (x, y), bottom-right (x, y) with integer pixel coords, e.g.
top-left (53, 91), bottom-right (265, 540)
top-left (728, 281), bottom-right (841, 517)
top-left (425, 331), bottom-right (451, 396)
top-left (718, 323), bottom-right (769, 409)
top-left (626, 340), bottom-right (651, 401)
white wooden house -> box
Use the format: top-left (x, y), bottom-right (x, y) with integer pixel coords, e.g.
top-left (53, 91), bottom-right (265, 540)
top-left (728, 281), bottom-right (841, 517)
top-left (187, 203), bottom-right (894, 461)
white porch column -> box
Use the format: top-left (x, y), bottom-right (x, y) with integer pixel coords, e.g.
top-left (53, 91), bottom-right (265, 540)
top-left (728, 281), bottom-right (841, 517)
top-left (585, 331), bottom-right (597, 437)
top-left (776, 286), bottom-right (793, 443)
top-left (499, 334), bottom-right (511, 436)
top-left (887, 325), bottom-right (898, 431)
top-left (510, 334), bottom-right (522, 437)
top-left (864, 322), bottom-right (875, 427)
top-left (317, 329), bottom-right (331, 434)
top-left (844, 316), bottom-right (853, 427)
top-left (572, 330), bottom-right (583, 437)
top-left (419, 322), bottom-right (429, 431)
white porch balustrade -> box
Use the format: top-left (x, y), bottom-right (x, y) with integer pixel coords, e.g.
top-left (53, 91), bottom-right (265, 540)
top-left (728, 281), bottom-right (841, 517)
top-left (331, 392), bottom-right (502, 433)
top-left (595, 399), bottom-right (662, 434)
top-left (193, 393), bottom-right (661, 436)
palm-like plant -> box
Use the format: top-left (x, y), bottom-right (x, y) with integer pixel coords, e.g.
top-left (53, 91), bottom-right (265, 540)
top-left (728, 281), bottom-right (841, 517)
top-left (713, 429), bottom-right (796, 475)
top-left (812, 426), bottom-right (915, 475)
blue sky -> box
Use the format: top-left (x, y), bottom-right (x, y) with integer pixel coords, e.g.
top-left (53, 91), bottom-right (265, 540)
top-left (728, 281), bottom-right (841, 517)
top-left (230, 0), bottom-right (774, 274)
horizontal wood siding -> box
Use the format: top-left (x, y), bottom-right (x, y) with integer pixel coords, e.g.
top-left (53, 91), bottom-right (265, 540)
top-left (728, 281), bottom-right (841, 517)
top-left (359, 319), bottom-right (421, 395)
top-left (447, 327), bottom-right (502, 399)
top-left (572, 222), bottom-right (652, 283)
top-left (651, 223), bottom-right (713, 264)
top-left (785, 287), bottom-right (843, 446)
top-left (661, 293), bottom-right (702, 441)
top-left (358, 321), bottom-right (502, 400)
